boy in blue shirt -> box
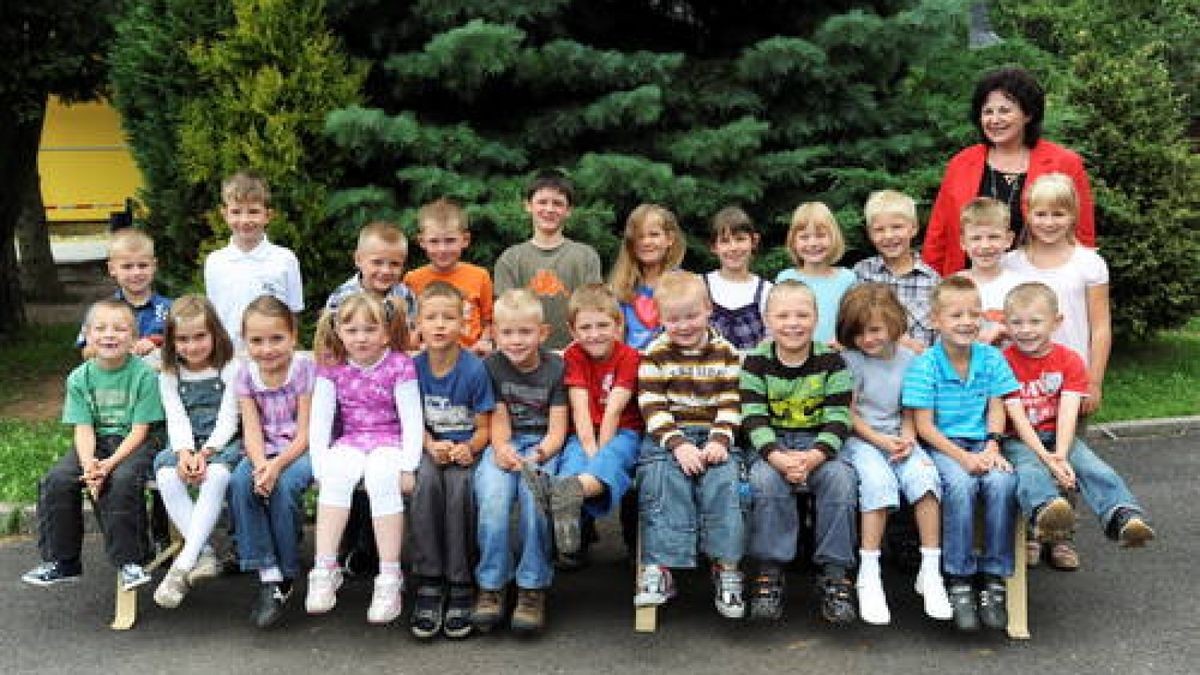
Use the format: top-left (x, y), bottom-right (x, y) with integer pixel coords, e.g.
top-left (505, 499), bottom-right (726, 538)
top-left (409, 282), bottom-right (495, 640)
top-left (77, 228), bottom-right (171, 361)
top-left (902, 276), bottom-right (1019, 633)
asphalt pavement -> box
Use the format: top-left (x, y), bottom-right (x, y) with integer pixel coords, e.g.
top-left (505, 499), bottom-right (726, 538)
top-left (2, 430), bottom-right (1196, 675)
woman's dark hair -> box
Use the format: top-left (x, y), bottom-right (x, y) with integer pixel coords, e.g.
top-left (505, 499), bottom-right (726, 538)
top-left (970, 66), bottom-right (1045, 148)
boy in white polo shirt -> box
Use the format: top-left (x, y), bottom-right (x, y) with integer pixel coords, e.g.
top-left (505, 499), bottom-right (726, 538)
top-left (204, 171), bottom-right (304, 349)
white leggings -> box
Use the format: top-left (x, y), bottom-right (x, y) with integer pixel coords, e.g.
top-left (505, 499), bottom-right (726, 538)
top-left (316, 445), bottom-right (405, 516)
top-left (155, 464), bottom-right (231, 570)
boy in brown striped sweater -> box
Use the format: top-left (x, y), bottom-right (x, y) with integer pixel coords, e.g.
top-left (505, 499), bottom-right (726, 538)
top-left (633, 271), bottom-right (746, 620)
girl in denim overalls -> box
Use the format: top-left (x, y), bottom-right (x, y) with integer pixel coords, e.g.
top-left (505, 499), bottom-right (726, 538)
top-left (703, 206), bottom-right (771, 353)
top-left (152, 295), bottom-right (242, 609)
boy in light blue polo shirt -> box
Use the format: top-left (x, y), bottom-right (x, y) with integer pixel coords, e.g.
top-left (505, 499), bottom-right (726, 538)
top-left (902, 276), bottom-right (1018, 634)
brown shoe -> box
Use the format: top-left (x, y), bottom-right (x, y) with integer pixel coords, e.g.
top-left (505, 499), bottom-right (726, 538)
top-left (1033, 497), bottom-right (1076, 543)
top-left (471, 588), bottom-right (505, 632)
top-left (1026, 539), bottom-right (1042, 568)
top-left (1047, 541), bottom-right (1081, 571)
top-left (510, 588), bottom-right (545, 632)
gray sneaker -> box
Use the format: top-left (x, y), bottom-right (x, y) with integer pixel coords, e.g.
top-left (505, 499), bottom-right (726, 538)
top-left (187, 546), bottom-right (221, 585)
top-left (549, 476), bottom-right (586, 556)
top-left (154, 567), bottom-right (190, 608)
top-left (120, 563), bottom-right (152, 592)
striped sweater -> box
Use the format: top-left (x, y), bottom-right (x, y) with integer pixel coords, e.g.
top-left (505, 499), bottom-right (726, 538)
top-left (740, 340), bottom-right (852, 458)
top-left (637, 328), bottom-right (741, 450)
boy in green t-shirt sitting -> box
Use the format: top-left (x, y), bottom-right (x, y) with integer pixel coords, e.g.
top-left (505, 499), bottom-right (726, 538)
top-left (22, 299), bottom-right (165, 591)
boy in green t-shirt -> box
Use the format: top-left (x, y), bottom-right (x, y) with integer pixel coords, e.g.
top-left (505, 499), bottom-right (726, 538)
top-left (22, 299), bottom-right (165, 591)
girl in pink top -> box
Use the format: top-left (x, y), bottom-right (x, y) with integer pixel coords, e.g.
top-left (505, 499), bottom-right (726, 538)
top-left (306, 293), bottom-right (423, 624)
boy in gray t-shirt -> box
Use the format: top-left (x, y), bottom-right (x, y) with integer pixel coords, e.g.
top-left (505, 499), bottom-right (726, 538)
top-left (494, 170), bottom-right (601, 349)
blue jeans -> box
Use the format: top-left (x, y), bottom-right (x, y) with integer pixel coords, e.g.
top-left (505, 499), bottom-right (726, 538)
top-left (229, 454), bottom-right (312, 578)
top-left (555, 430), bottom-right (641, 517)
top-left (748, 431), bottom-right (858, 568)
top-left (930, 439), bottom-right (1016, 578)
top-left (637, 427), bottom-right (745, 568)
top-left (474, 435), bottom-right (560, 590)
top-left (840, 436), bottom-right (941, 512)
top-left (1004, 432), bottom-right (1144, 529)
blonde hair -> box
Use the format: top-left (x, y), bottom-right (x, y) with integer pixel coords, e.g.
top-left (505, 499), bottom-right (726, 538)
top-left (709, 206), bottom-right (757, 244)
top-left (418, 280), bottom-right (464, 314)
top-left (652, 270), bottom-right (708, 309)
top-left (609, 204), bottom-right (686, 303)
top-left (417, 198), bottom-right (468, 235)
top-left (161, 294), bottom-right (235, 375)
top-left (863, 189), bottom-right (918, 228)
top-left (314, 292), bottom-right (408, 365)
top-left (929, 275), bottom-right (980, 312)
top-left (765, 279), bottom-right (817, 314)
top-left (108, 228), bottom-right (155, 258)
top-left (1026, 172), bottom-right (1079, 239)
top-left (568, 283), bottom-right (623, 326)
top-left (494, 288), bottom-right (545, 325)
top-left (1004, 281), bottom-right (1059, 315)
top-left (356, 221), bottom-right (408, 255)
top-left (84, 298), bottom-right (136, 333)
top-left (221, 170), bottom-right (271, 207)
top-left (836, 283), bottom-right (908, 347)
top-left (960, 197), bottom-right (1011, 233)
top-left (787, 202), bottom-right (846, 265)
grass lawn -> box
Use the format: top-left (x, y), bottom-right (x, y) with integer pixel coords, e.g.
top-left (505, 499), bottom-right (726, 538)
top-left (0, 323), bottom-right (78, 411)
top-left (1093, 318), bottom-right (1200, 424)
top-left (0, 420), bottom-right (70, 503)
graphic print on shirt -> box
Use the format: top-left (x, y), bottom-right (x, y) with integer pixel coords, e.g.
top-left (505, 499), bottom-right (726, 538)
top-left (1019, 370), bottom-right (1064, 427)
top-left (423, 394), bottom-right (475, 436)
top-left (528, 268), bottom-right (567, 298)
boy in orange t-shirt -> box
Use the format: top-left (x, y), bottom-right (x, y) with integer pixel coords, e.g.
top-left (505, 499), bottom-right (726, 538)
top-left (404, 198), bottom-right (495, 355)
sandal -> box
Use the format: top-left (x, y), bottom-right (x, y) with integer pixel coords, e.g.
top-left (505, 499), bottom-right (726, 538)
top-left (1047, 541), bottom-right (1080, 571)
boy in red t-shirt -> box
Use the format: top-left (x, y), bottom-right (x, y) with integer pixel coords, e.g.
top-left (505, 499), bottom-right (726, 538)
top-left (1000, 282), bottom-right (1154, 554)
top-left (522, 283), bottom-right (644, 564)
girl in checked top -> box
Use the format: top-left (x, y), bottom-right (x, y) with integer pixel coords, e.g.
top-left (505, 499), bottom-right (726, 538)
top-left (307, 293), bottom-right (423, 624)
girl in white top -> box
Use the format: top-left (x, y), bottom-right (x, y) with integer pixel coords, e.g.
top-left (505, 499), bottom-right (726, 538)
top-left (307, 293), bottom-right (423, 624)
top-left (1003, 173), bottom-right (1111, 415)
top-left (152, 295), bottom-right (242, 609)
top-left (775, 202), bottom-right (857, 346)
top-left (703, 206), bottom-right (772, 352)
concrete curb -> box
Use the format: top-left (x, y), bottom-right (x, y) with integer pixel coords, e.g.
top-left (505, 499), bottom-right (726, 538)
top-left (3, 416), bottom-right (1197, 536)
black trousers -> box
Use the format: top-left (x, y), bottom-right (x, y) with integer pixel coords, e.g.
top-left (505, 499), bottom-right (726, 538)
top-left (37, 436), bottom-right (154, 567)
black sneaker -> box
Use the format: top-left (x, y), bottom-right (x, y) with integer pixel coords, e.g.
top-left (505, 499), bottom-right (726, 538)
top-left (748, 569), bottom-right (784, 621)
top-left (410, 583), bottom-right (445, 640)
top-left (817, 576), bottom-right (857, 625)
top-left (443, 585), bottom-right (474, 639)
top-left (947, 579), bottom-right (980, 632)
top-left (977, 576), bottom-right (1008, 630)
top-left (1109, 508), bottom-right (1156, 548)
top-left (251, 580), bottom-right (292, 629)
top-left (21, 560), bottom-right (82, 587)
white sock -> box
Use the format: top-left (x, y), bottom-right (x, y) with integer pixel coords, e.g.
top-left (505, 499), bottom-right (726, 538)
top-left (858, 549), bottom-right (882, 583)
top-left (175, 464), bottom-right (231, 570)
top-left (156, 468), bottom-right (194, 538)
top-left (259, 567), bottom-right (283, 583)
top-left (919, 547), bottom-right (943, 576)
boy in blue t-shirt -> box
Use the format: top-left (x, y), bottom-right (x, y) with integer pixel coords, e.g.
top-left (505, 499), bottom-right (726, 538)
top-left (409, 282), bottom-right (495, 640)
top-left (77, 228), bottom-right (171, 362)
top-left (902, 276), bottom-right (1019, 634)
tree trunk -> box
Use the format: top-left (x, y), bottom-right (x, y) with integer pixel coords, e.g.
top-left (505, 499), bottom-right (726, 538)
top-left (0, 104), bottom-right (45, 338)
top-left (17, 171), bottom-right (66, 301)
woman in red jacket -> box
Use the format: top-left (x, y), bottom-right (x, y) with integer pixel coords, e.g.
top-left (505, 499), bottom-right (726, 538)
top-left (923, 67), bottom-right (1095, 276)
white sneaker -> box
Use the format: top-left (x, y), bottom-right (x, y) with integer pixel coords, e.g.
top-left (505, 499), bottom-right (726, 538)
top-left (915, 568), bottom-right (953, 620)
top-left (186, 546), bottom-right (220, 585)
top-left (367, 574), bottom-right (404, 624)
top-left (305, 567), bottom-right (344, 615)
top-left (856, 573), bottom-right (891, 625)
top-left (634, 565), bottom-right (675, 607)
top-left (713, 567), bottom-right (746, 619)
top-left (153, 567), bottom-right (190, 609)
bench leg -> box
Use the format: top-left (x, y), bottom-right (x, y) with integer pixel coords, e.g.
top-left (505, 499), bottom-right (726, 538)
top-left (634, 528), bottom-right (657, 632)
top-left (112, 575), bottom-right (137, 630)
top-left (1007, 521), bottom-right (1030, 640)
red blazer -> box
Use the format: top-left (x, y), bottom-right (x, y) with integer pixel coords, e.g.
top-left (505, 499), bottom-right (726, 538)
top-left (922, 139), bottom-right (1096, 276)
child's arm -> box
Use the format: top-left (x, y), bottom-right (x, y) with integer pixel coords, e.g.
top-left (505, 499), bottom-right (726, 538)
top-left (450, 411), bottom-right (491, 467)
top-left (201, 364), bottom-right (242, 456)
top-left (89, 423), bottom-right (152, 496)
top-left (160, 371), bottom-right (196, 455)
top-left (75, 424), bottom-right (102, 493)
top-left (533, 404), bottom-right (570, 462)
top-left (597, 386), bottom-right (634, 450)
top-left (262, 393), bottom-right (312, 498)
top-left (851, 403), bottom-right (904, 456)
top-left (308, 377), bottom-right (337, 478)
top-left (913, 408), bottom-right (989, 475)
top-left (568, 386), bottom-right (599, 453)
top-left (424, 430), bottom-right (452, 465)
top-left (1003, 397), bottom-right (1074, 489)
top-left (1082, 284), bottom-right (1111, 415)
top-left (239, 397), bottom-right (268, 472)
top-left (982, 396), bottom-right (1012, 472)
top-left (489, 402), bottom-right (521, 471)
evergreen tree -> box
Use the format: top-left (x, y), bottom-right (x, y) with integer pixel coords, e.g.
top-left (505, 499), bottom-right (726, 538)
top-left (324, 0), bottom-right (980, 274)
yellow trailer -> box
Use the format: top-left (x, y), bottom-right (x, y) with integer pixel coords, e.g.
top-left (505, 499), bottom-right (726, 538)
top-left (38, 96), bottom-right (143, 225)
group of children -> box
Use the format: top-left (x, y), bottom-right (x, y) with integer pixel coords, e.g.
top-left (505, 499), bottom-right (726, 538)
top-left (23, 167), bottom-right (1154, 638)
